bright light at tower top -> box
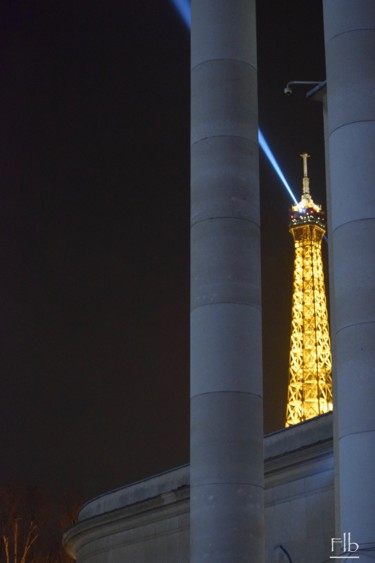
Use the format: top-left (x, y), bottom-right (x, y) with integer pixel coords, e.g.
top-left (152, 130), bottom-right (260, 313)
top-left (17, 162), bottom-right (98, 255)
top-left (296, 153), bottom-right (321, 211)
top-left (290, 154), bottom-right (325, 229)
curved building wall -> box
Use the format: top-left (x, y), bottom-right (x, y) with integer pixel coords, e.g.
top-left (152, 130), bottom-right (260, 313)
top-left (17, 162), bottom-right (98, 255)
top-left (64, 415), bottom-right (334, 563)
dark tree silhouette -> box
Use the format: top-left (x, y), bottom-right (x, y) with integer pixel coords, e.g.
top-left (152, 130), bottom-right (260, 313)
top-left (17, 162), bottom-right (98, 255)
top-left (0, 485), bottom-right (80, 562)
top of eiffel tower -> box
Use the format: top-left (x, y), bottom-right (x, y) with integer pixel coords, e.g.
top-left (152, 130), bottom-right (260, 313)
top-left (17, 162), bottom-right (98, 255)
top-left (289, 153), bottom-right (326, 229)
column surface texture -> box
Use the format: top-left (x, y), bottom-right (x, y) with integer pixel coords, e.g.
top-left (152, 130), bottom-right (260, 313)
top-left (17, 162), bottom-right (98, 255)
top-left (190, 1), bottom-right (264, 561)
top-left (323, 1), bottom-right (375, 559)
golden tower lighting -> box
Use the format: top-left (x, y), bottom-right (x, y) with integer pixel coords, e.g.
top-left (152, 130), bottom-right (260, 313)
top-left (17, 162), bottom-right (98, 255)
top-left (285, 153), bottom-right (333, 427)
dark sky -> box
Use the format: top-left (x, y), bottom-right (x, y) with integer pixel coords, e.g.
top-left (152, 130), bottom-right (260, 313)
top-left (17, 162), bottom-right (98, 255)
top-left (1, 0), bottom-right (326, 502)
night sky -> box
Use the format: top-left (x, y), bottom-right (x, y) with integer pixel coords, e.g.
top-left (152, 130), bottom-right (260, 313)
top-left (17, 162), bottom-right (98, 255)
top-left (1, 1), bottom-right (326, 502)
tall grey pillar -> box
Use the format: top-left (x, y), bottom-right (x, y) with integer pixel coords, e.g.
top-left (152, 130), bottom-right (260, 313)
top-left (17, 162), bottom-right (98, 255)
top-left (323, 1), bottom-right (375, 558)
top-left (190, 1), bottom-right (264, 561)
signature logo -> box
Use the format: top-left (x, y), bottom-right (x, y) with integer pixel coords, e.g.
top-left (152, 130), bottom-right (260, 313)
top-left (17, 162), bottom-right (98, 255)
top-left (331, 532), bottom-right (360, 559)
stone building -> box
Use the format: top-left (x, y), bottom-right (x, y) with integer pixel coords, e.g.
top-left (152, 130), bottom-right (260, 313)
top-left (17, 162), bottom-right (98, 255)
top-left (64, 414), bottom-right (334, 562)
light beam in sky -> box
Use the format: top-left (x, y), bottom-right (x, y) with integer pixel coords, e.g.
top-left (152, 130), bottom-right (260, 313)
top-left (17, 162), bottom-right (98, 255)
top-left (170, 0), bottom-right (299, 205)
top-left (170, 0), bottom-right (191, 28)
top-left (258, 131), bottom-right (298, 205)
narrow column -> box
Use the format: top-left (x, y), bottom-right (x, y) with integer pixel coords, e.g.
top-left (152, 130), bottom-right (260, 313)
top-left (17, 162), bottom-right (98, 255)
top-left (323, 1), bottom-right (375, 558)
top-left (190, 1), bottom-right (264, 561)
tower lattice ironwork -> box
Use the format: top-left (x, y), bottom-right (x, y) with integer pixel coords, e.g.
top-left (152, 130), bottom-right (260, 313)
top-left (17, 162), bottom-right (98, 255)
top-left (285, 153), bottom-right (333, 427)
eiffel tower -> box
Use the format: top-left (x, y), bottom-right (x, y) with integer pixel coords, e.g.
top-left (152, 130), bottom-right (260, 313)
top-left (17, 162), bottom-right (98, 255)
top-left (285, 153), bottom-right (333, 427)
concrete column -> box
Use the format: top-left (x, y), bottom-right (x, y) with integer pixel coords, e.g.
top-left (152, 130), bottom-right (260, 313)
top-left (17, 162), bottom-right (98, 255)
top-left (190, 1), bottom-right (264, 561)
top-left (323, 1), bottom-right (375, 558)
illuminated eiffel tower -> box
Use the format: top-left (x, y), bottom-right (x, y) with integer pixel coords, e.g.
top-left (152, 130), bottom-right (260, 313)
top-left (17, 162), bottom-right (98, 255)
top-left (285, 153), bottom-right (333, 427)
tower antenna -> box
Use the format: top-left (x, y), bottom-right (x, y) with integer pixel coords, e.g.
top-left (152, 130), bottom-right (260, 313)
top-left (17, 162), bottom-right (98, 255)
top-left (300, 152), bottom-right (310, 197)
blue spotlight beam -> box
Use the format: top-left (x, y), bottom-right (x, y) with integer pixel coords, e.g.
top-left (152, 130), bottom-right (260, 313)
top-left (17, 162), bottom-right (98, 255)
top-left (170, 0), bottom-right (191, 28)
top-left (258, 131), bottom-right (298, 205)
top-left (172, 0), bottom-right (298, 205)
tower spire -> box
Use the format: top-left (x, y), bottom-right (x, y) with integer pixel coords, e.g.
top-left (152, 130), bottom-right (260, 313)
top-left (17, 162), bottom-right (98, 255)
top-left (285, 154), bottom-right (333, 427)
top-left (301, 152), bottom-right (310, 197)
